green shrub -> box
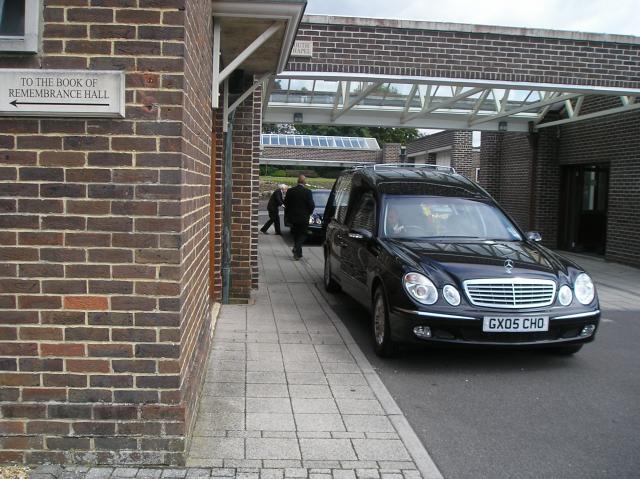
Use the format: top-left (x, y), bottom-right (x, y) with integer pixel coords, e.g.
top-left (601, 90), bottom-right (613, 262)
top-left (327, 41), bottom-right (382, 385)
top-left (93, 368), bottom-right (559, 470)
top-left (271, 169), bottom-right (288, 177)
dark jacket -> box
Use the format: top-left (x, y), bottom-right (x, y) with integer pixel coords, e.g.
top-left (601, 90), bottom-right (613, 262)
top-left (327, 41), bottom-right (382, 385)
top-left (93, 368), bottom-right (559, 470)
top-left (284, 184), bottom-right (315, 225)
top-left (267, 188), bottom-right (284, 213)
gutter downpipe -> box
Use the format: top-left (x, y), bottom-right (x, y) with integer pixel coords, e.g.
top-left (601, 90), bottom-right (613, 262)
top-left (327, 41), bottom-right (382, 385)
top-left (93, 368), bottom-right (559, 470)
top-left (222, 80), bottom-right (234, 304)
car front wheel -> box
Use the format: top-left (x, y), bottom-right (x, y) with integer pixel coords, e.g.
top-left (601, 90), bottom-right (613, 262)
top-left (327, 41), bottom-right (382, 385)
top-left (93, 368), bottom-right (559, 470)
top-left (324, 253), bottom-right (340, 292)
top-left (372, 287), bottom-right (398, 357)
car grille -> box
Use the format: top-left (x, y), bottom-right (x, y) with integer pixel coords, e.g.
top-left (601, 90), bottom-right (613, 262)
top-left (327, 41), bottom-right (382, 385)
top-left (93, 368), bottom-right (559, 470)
top-left (463, 279), bottom-right (556, 309)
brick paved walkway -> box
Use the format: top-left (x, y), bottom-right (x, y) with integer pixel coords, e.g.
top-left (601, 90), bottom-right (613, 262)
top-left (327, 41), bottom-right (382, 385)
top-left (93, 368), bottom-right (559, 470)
top-left (185, 233), bottom-right (441, 479)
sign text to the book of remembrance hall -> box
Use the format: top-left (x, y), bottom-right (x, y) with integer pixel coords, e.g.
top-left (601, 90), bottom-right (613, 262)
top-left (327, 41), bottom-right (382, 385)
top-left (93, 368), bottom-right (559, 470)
top-left (0, 69), bottom-right (124, 118)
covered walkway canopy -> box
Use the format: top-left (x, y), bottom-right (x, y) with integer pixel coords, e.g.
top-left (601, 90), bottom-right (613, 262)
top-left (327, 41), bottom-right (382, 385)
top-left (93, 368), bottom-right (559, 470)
top-left (262, 72), bottom-right (640, 132)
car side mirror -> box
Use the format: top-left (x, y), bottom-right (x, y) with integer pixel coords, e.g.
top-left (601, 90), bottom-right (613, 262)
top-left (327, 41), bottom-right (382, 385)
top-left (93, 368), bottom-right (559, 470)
top-left (348, 228), bottom-right (373, 241)
top-left (526, 231), bottom-right (542, 242)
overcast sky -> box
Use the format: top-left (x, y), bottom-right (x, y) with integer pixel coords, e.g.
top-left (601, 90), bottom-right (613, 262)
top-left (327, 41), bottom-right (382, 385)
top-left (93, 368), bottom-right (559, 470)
top-left (305, 0), bottom-right (639, 37)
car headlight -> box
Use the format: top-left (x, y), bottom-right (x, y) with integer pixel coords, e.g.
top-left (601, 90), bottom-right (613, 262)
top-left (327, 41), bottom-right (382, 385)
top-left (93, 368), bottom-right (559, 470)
top-left (443, 285), bottom-right (461, 306)
top-left (574, 273), bottom-right (595, 305)
top-left (308, 216), bottom-right (315, 225)
top-left (558, 285), bottom-right (573, 306)
top-left (403, 272), bottom-right (438, 305)
top-left (315, 217), bottom-right (322, 225)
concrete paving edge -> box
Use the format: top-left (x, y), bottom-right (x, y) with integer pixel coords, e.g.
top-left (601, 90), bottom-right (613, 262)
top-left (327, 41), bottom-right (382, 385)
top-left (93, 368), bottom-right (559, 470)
top-left (308, 283), bottom-right (444, 479)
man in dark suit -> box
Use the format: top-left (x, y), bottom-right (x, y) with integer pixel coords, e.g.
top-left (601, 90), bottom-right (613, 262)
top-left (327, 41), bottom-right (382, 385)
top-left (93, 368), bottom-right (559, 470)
top-left (284, 175), bottom-right (315, 260)
top-left (260, 184), bottom-right (287, 235)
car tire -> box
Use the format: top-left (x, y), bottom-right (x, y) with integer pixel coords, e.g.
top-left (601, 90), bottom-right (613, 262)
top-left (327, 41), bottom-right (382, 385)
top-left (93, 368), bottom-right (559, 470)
top-left (324, 254), bottom-right (341, 293)
top-left (550, 344), bottom-right (583, 355)
top-left (372, 287), bottom-right (398, 358)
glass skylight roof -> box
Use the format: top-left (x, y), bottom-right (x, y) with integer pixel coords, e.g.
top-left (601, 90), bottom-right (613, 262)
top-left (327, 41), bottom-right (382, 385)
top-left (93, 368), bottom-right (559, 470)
top-left (261, 134), bottom-right (380, 150)
top-left (263, 73), bottom-right (640, 132)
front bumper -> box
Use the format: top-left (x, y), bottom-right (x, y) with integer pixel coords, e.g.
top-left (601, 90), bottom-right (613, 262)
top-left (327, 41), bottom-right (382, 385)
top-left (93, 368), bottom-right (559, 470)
top-left (307, 224), bottom-right (324, 237)
top-left (389, 306), bottom-right (600, 347)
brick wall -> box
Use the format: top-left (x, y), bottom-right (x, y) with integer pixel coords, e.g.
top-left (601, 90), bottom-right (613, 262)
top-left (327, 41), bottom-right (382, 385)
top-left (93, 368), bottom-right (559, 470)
top-left (555, 109), bottom-right (640, 266)
top-left (498, 133), bottom-right (534, 230)
top-left (407, 131), bottom-right (476, 179)
top-left (530, 129), bottom-right (561, 248)
top-left (479, 132), bottom-right (502, 196)
top-left (479, 131), bottom-right (535, 231)
top-left (381, 143), bottom-right (401, 163)
top-left (179, 0), bottom-right (214, 456)
top-left (407, 131), bottom-right (455, 156)
top-left (251, 87), bottom-right (263, 291)
top-left (228, 91), bottom-right (261, 302)
top-left (451, 131), bottom-right (475, 180)
top-left (479, 105), bottom-right (640, 267)
top-left (292, 16), bottom-right (640, 88)
top-left (0, 0), bottom-right (214, 465)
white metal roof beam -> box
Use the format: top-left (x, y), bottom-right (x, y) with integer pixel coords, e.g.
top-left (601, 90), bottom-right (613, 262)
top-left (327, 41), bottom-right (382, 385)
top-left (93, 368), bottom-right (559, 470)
top-left (470, 92), bottom-right (583, 126)
top-left (332, 82), bottom-right (344, 116)
top-left (228, 73), bottom-right (271, 115)
top-left (212, 19), bottom-right (222, 108)
top-left (262, 77), bottom-right (276, 116)
top-left (264, 106), bottom-right (532, 131)
top-left (564, 99), bottom-right (575, 118)
top-left (499, 89), bottom-right (511, 113)
top-left (400, 84), bottom-right (419, 120)
top-left (468, 89), bottom-right (491, 121)
top-left (218, 22), bottom-right (282, 83)
top-left (332, 82), bottom-right (383, 121)
top-left (535, 101), bottom-right (640, 129)
top-left (402, 87), bottom-right (484, 123)
top-left (276, 71), bottom-right (640, 96)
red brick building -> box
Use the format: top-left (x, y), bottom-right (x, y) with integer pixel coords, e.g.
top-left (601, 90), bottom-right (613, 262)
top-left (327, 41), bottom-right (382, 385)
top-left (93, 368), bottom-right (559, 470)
top-left (0, 3), bottom-right (639, 466)
top-left (406, 130), bottom-right (480, 181)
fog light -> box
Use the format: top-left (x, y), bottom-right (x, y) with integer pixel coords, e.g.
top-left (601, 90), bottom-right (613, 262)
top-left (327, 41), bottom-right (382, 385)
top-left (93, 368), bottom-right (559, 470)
top-left (579, 324), bottom-right (596, 337)
top-left (413, 326), bottom-right (432, 339)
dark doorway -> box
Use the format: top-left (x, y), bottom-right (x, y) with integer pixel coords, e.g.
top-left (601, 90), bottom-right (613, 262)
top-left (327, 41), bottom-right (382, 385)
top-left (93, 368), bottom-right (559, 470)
top-left (559, 164), bottom-right (609, 255)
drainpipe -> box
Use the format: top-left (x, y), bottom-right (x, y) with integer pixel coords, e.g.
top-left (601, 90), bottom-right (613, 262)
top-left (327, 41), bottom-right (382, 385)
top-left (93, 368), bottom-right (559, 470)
top-left (221, 110), bottom-right (235, 304)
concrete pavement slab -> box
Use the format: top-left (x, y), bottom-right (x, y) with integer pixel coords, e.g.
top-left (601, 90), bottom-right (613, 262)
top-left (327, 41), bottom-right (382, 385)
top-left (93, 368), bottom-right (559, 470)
top-left (299, 439), bottom-right (357, 461)
top-left (184, 233), bottom-right (442, 479)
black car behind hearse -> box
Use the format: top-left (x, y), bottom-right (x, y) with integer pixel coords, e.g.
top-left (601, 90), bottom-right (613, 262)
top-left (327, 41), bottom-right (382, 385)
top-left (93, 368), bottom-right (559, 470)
top-left (285, 188), bottom-right (331, 240)
top-left (322, 164), bottom-right (600, 357)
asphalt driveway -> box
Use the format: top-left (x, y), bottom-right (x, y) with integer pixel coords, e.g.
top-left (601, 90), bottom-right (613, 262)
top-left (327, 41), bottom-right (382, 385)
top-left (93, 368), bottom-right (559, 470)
top-left (271, 220), bottom-right (640, 479)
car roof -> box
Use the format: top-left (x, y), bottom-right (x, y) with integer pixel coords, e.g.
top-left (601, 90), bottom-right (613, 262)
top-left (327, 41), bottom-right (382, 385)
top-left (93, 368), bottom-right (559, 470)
top-left (345, 165), bottom-right (489, 199)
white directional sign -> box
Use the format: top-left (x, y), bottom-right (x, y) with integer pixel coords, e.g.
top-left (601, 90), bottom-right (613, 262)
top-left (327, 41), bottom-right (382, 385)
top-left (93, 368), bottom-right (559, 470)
top-left (291, 40), bottom-right (313, 58)
top-left (0, 69), bottom-right (125, 118)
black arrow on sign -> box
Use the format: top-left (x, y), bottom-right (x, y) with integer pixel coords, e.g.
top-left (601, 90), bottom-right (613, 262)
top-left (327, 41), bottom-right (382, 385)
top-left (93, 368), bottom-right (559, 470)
top-left (10, 99), bottom-right (110, 107)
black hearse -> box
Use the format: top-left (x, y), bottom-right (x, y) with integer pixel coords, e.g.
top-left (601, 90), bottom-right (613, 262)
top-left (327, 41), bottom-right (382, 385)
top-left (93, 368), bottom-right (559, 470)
top-left (323, 164), bottom-right (600, 357)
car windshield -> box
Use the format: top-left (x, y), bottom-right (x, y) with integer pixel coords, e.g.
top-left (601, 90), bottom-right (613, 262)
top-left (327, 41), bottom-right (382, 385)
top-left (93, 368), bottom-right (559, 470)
top-left (381, 196), bottom-right (522, 241)
top-left (312, 190), bottom-right (330, 208)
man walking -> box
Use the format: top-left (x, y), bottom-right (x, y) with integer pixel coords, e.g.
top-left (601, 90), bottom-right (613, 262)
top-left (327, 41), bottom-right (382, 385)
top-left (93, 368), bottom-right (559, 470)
top-left (260, 184), bottom-right (287, 235)
top-left (284, 175), bottom-right (315, 260)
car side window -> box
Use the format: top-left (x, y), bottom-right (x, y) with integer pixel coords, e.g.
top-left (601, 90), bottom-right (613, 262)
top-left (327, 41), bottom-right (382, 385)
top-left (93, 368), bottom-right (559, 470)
top-left (350, 192), bottom-right (376, 233)
top-left (333, 173), bottom-right (353, 224)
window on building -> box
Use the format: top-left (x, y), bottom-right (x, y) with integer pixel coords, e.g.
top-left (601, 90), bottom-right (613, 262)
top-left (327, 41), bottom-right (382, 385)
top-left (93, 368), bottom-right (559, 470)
top-left (435, 150), bottom-right (451, 167)
top-left (0, 0), bottom-right (25, 36)
top-left (0, 0), bottom-right (39, 53)
top-left (472, 131), bottom-right (481, 148)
